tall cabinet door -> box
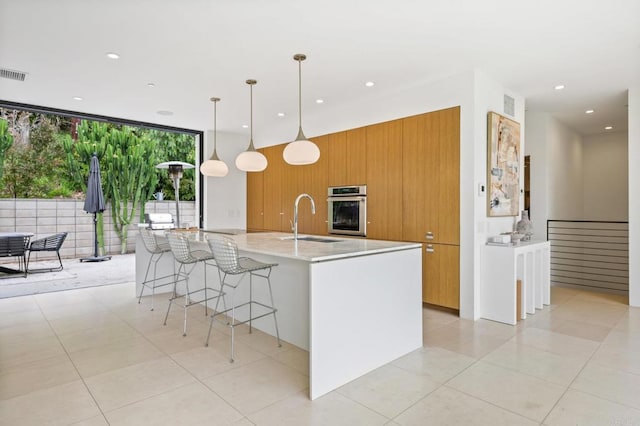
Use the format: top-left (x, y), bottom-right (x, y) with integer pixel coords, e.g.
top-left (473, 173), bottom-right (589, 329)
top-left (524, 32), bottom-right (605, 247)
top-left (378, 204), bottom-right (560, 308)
top-left (423, 243), bottom-right (460, 309)
top-left (303, 135), bottom-right (329, 235)
top-left (262, 145), bottom-right (284, 231)
top-left (437, 107), bottom-right (460, 245)
top-left (366, 120), bottom-right (403, 240)
top-left (246, 170), bottom-right (264, 231)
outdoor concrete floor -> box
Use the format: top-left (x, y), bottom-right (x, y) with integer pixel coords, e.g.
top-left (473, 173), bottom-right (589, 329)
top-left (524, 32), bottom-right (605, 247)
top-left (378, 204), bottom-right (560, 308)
top-left (0, 253), bottom-right (135, 298)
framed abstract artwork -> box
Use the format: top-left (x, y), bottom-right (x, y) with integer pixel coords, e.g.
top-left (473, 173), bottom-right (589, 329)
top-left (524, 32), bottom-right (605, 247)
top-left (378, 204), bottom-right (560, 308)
top-left (487, 111), bottom-right (520, 217)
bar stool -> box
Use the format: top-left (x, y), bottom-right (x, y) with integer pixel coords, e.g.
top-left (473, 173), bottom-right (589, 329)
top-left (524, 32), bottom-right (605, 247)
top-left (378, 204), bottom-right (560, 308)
top-left (137, 228), bottom-right (175, 311)
top-left (163, 232), bottom-right (224, 336)
top-left (205, 234), bottom-right (281, 362)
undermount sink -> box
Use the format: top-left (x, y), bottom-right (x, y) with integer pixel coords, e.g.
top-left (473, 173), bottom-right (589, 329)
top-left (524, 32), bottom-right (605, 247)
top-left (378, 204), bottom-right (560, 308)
top-left (280, 236), bottom-right (342, 243)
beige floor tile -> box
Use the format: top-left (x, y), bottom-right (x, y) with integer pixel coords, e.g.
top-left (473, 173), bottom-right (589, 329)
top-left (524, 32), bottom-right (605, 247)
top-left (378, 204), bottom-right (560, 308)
top-left (571, 291), bottom-right (628, 306)
top-left (234, 327), bottom-right (296, 356)
top-left (571, 363), bottom-right (640, 410)
top-left (170, 341), bottom-right (266, 380)
top-left (144, 319), bottom-right (226, 354)
top-left (37, 298), bottom-right (108, 320)
top-left (271, 346), bottom-right (310, 376)
top-left (105, 381), bottom-right (242, 426)
top-left (0, 334), bottom-right (66, 370)
top-left (249, 390), bottom-right (388, 426)
top-left (0, 307), bottom-right (46, 328)
top-left (232, 418), bottom-right (257, 426)
top-left (482, 340), bottom-right (587, 386)
top-left (512, 327), bottom-right (599, 361)
top-left (48, 310), bottom-right (127, 335)
top-left (614, 310), bottom-right (640, 334)
top-left (69, 415), bottom-right (110, 426)
top-left (424, 326), bottom-right (511, 359)
top-left (544, 389), bottom-right (640, 426)
top-left (0, 380), bottom-right (101, 426)
top-left (203, 357), bottom-right (308, 415)
top-left (392, 346), bottom-right (475, 383)
top-left (590, 343), bottom-right (640, 376)
top-left (602, 329), bottom-right (640, 351)
top-left (552, 318), bottom-right (612, 342)
top-left (0, 294), bottom-right (39, 313)
top-left (394, 386), bottom-right (538, 426)
top-left (57, 321), bottom-right (140, 353)
top-left (34, 288), bottom-right (99, 309)
top-left (84, 356), bottom-right (196, 411)
top-left (68, 335), bottom-right (164, 378)
top-left (337, 364), bottom-right (439, 418)
top-left (551, 300), bottom-right (627, 327)
top-left (447, 361), bottom-right (565, 422)
top-left (0, 320), bottom-right (55, 344)
top-left (0, 353), bottom-right (79, 400)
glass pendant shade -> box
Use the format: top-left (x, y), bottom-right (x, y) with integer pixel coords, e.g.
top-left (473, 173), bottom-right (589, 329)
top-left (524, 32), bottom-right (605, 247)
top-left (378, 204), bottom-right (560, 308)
top-left (200, 97), bottom-right (229, 177)
top-left (236, 79), bottom-right (267, 172)
top-left (284, 53), bottom-right (320, 165)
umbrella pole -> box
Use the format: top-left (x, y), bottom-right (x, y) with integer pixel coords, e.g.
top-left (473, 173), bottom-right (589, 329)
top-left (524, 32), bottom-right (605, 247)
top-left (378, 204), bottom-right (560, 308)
top-left (173, 176), bottom-right (181, 227)
top-left (80, 212), bottom-right (112, 262)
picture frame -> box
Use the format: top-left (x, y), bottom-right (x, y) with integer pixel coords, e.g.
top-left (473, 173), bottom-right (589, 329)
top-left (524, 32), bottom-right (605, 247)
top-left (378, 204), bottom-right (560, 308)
top-left (487, 111), bottom-right (520, 217)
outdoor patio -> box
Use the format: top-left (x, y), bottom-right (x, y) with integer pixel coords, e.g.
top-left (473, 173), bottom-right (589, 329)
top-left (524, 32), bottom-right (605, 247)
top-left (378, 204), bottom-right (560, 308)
top-left (0, 254), bottom-right (135, 298)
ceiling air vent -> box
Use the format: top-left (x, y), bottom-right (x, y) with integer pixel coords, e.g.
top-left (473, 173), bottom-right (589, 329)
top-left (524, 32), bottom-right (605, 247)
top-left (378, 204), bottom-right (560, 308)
top-left (503, 94), bottom-right (515, 117)
top-left (0, 67), bottom-right (27, 82)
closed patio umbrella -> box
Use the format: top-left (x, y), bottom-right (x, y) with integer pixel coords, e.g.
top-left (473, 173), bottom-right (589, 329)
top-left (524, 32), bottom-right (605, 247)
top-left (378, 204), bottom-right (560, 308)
top-left (80, 153), bottom-right (111, 262)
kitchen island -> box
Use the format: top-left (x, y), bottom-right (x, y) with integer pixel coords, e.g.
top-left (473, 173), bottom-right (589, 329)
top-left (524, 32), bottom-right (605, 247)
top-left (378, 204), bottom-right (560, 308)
top-left (136, 231), bottom-right (422, 399)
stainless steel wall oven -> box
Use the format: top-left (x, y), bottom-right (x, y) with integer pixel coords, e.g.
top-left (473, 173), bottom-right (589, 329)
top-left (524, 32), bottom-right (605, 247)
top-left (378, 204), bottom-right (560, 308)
top-left (327, 185), bottom-right (367, 236)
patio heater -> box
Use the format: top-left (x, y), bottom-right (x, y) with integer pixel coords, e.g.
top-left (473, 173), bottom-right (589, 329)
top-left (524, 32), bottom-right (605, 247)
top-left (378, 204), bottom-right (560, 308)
top-left (155, 161), bottom-right (195, 228)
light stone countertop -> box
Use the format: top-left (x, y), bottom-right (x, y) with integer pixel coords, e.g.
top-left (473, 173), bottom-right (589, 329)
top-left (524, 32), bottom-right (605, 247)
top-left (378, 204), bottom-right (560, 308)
top-left (166, 230), bottom-right (421, 263)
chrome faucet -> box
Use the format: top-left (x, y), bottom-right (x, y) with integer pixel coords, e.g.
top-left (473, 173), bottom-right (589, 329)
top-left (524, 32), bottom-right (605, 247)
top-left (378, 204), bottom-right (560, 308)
top-left (293, 193), bottom-right (316, 240)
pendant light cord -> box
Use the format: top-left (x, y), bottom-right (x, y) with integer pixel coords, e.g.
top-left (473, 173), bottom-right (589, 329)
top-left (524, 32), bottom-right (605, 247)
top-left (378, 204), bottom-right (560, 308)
top-left (298, 57), bottom-right (302, 129)
top-left (213, 100), bottom-right (217, 154)
top-left (250, 82), bottom-right (253, 142)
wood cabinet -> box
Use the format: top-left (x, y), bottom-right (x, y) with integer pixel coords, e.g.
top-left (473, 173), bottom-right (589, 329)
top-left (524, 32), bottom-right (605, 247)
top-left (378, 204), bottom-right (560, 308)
top-left (262, 145), bottom-right (285, 231)
top-left (246, 170), bottom-right (264, 231)
top-left (366, 120), bottom-right (403, 241)
top-left (423, 243), bottom-right (459, 309)
top-left (328, 128), bottom-right (366, 187)
top-left (402, 106), bottom-right (460, 245)
top-left (302, 135), bottom-right (329, 235)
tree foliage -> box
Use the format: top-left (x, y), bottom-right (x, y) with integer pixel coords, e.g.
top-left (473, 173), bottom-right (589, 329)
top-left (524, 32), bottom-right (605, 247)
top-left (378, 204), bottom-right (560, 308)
top-left (0, 119), bottom-right (14, 182)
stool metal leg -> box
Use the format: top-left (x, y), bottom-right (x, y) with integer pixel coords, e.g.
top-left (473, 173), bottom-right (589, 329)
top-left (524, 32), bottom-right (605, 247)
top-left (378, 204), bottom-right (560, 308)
top-left (265, 269), bottom-right (282, 347)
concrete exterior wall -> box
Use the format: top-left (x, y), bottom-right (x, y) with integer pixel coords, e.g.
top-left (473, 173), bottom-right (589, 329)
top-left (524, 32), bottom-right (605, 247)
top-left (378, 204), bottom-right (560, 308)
top-left (0, 199), bottom-right (195, 261)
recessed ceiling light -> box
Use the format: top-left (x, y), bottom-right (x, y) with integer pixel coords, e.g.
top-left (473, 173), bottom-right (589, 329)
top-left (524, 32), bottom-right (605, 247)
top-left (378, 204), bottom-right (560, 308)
top-left (605, 126), bottom-right (613, 130)
top-left (242, 124), bottom-right (249, 129)
top-left (156, 110), bottom-right (173, 116)
top-left (72, 96), bottom-right (83, 101)
top-left (147, 83), bottom-right (155, 88)
top-left (554, 84), bottom-right (565, 90)
top-left (277, 112), bottom-right (285, 117)
top-left (106, 52), bottom-right (120, 59)
top-left (365, 81), bottom-right (375, 87)
top-left (585, 109), bottom-right (594, 114)
top-left (315, 99), bottom-right (324, 104)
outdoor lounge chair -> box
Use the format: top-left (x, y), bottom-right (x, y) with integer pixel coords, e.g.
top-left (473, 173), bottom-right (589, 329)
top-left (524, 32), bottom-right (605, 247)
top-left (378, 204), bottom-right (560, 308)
top-left (27, 232), bottom-right (68, 273)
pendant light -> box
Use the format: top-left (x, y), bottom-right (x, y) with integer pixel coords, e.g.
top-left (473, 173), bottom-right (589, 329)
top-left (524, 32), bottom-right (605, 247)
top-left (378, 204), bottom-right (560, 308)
top-left (283, 53), bottom-right (320, 165)
top-left (200, 97), bottom-right (229, 177)
top-left (235, 79), bottom-right (268, 172)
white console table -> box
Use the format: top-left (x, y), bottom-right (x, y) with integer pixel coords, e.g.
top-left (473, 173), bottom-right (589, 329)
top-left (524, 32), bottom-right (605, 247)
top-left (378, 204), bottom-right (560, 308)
top-left (480, 240), bottom-right (551, 325)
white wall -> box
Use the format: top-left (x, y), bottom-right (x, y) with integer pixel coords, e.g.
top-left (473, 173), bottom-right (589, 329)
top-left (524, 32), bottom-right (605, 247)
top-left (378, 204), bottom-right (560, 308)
top-left (524, 112), bottom-right (550, 235)
top-left (629, 87), bottom-right (640, 307)
top-left (201, 130), bottom-right (248, 230)
top-left (583, 132), bottom-right (628, 221)
top-left (547, 117), bottom-right (584, 221)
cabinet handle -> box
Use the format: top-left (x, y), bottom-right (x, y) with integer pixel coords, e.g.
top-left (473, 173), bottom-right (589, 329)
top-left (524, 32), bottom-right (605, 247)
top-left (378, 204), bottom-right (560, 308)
top-left (280, 212), bottom-right (284, 215)
top-left (426, 231), bottom-right (434, 240)
top-left (426, 244), bottom-right (434, 253)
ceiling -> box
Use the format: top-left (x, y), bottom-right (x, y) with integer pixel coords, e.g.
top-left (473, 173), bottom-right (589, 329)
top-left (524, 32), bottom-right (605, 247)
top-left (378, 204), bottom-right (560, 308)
top-left (1, 0), bottom-right (638, 143)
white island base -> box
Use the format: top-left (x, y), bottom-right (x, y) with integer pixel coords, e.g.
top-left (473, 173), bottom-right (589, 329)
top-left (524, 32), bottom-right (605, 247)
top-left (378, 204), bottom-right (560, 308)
top-left (136, 231), bottom-right (423, 399)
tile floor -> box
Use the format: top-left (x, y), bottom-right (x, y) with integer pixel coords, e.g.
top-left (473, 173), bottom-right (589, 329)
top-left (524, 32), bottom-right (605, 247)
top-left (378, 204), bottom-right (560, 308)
top-left (1, 283), bottom-right (639, 425)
